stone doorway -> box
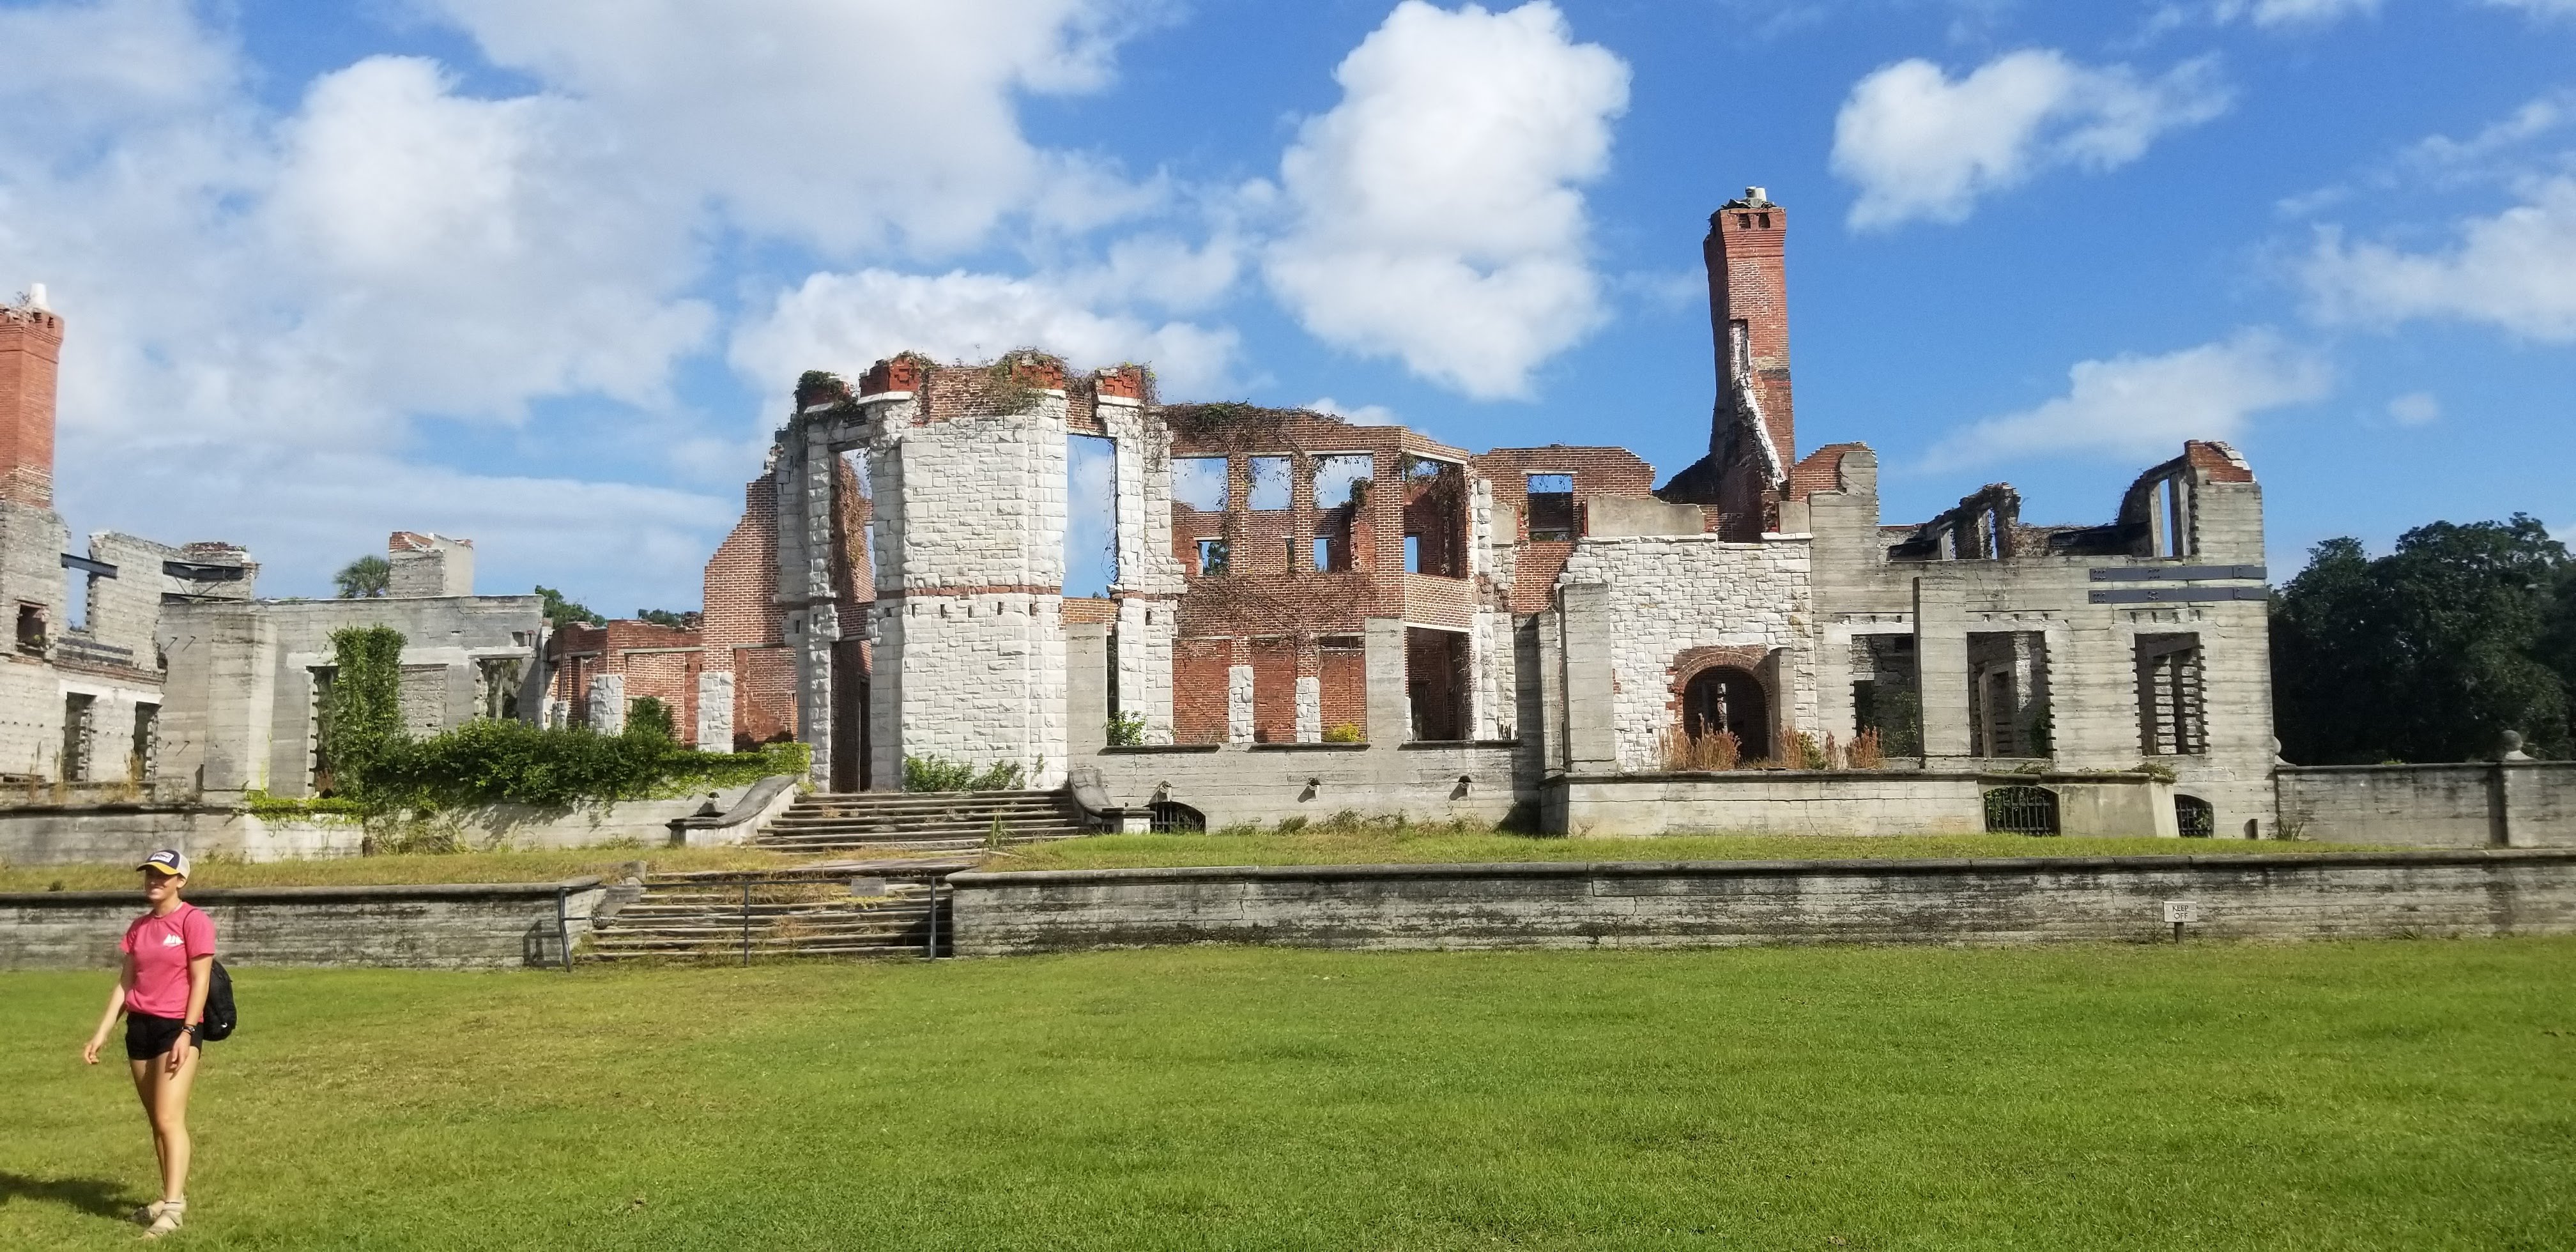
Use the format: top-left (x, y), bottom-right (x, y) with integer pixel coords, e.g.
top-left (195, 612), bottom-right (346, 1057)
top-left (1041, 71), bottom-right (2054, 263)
top-left (1682, 666), bottom-right (1770, 761)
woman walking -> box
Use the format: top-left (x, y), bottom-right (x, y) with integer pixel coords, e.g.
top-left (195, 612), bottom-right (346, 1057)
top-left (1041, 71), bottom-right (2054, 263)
top-left (81, 849), bottom-right (214, 1239)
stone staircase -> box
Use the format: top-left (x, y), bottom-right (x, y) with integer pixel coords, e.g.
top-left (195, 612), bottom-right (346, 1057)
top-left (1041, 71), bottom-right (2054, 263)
top-left (752, 790), bottom-right (1089, 855)
top-left (583, 860), bottom-right (968, 962)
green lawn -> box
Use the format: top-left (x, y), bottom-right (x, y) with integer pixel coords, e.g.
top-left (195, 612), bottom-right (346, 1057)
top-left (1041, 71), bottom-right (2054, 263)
top-left (3, 940), bottom-right (2570, 1249)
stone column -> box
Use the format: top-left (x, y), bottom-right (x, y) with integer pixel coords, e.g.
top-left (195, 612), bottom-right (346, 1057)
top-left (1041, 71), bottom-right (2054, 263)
top-left (1067, 622), bottom-right (1110, 756)
top-left (694, 670), bottom-right (734, 753)
top-left (587, 673), bottom-right (625, 733)
top-left (1363, 617), bottom-right (1410, 746)
top-left (1556, 586), bottom-right (1617, 773)
top-left (1912, 577), bottom-right (1970, 763)
top-left (1226, 664), bottom-right (1255, 745)
top-left (1294, 675), bottom-right (1322, 743)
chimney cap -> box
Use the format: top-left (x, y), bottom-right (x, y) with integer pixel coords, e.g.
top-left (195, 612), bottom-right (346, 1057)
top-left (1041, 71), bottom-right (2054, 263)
top-left (1719, 187), bottom-right (1777, 211)
top-left (25, 283), bottom-right (47, 311)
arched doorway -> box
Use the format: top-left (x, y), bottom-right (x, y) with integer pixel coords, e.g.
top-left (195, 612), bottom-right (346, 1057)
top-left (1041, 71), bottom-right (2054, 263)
top-left (1682, 666), bottom-right (1771, 761)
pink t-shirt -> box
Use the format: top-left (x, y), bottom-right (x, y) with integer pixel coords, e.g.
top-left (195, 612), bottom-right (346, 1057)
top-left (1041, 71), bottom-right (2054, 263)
top-left (121, 904), bottom-right (215, 1019)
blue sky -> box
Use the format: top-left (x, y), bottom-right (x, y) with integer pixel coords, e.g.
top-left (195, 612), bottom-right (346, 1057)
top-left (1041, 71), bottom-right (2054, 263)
top-left (2, 0), bottom-right (2571, 613)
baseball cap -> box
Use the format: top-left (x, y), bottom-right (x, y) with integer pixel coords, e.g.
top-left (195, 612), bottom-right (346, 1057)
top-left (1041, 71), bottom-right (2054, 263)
top-left (138, 850), bottom-right (190, 878)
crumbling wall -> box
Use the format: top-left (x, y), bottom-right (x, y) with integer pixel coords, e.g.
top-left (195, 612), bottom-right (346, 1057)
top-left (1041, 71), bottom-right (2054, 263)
top-left (387, 532), bottom-right (474, 597)
top-left (1557, 534), bottom-right (1816, 772)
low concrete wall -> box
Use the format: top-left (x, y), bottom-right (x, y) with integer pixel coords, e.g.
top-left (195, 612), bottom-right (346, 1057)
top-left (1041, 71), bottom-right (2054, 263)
top-left (950, 850), bottom-right (2576, 955)
top-left (2280, 761), bottom-right (2576, 848)
top-left (0, 783), bottom-right (769, 866)
top-left (0, 879), bottom-right (608, 970)
top-left (1087, 742), bottom-right (1533, 829)
top-left (1547, 772), bottom-right (2178, 837)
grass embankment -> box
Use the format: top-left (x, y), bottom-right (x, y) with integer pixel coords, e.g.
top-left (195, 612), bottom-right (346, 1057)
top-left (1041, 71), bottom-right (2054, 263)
top-left (992, 828), bottom-right (2405, 872)
top-left (3, 940), bottom-right (2571, 1249)
top-left (3, 830), bottom-right (2412, 892)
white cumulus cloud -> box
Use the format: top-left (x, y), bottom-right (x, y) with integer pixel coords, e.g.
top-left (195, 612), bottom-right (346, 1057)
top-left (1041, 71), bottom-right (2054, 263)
top-left (2302, 178), bottom-right (2576, 341)
top-left (1831, 50), bottom-right (2230, 230)
top-left (417, 0), bottom-right (1161, 256)
top-left (728, 268), bottom-right (1241, 404)
top-left (1923, 330), bottom-right (2332, 468)
top-left (1262, 1), bottom-right (1630, 400)
top-left (1307, 397), bottom-right (1400, 426)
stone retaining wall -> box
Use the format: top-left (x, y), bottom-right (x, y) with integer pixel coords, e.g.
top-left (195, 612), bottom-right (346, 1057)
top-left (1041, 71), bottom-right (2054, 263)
top-left (0, 781), bottom-right (781, 866)
top-left (2278, 761), bottom-right (2576, 848)
top-left (0, 879), bottom-right (608, 970)
top-left (948, 850), bottom-right (2576, 955)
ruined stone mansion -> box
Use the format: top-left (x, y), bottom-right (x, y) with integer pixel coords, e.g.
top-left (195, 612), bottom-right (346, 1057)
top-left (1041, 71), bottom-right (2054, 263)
top-left (664, 190), bottom-right (2276, 837)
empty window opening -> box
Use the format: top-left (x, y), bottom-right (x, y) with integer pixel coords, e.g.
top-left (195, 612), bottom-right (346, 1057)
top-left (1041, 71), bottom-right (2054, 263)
top-left (1406, 627), bottom-right (1469, 742)
top-left (65, 572), bottom-right (91, 630)
top-left (478, 658), bottom-right (525, 721)
top-left (2162, 477), bottom-right (2190, 556)
top-left (61, 692), bottom-right (95, 783)
top-left (131, 703), bottom-right (158, 784)
top-left (1314, 454), bottom-right (1373, 574)
top-left (1248, 455), bottom-right (1292, 511)
top-left (1682, 666), bottom-right (1772, 762)
top-left (1850, 634), bottom-right (1921, 757)
top-left (1195, 538), bottom-right (1230, 576)
top-left (1172, 456), bottom-right (1229, 512)
top-left (1065, 432), bottom-right (1118, 597)
top-left (1400, 456), bottom-right (1466, 577)
top-left (1526, 473), bottom-right (1575, 542)
top-left (16, 604), bottom-right (45, 655)
top-left (310, 666), bottom-right (337, 791)
top-left (2176, 794), bottom-right (2216, 838)
top-left (1148, 800), bottom-right (1206, 833)
top-left (1983, 786), bottom-right (2060, 836)
top-left (1313, 537), bottom-right (1333, 573)
top-left (2136, 634), bottom-right (2206, 756)
top-left (1966, 632), bottom-right (2050, 758)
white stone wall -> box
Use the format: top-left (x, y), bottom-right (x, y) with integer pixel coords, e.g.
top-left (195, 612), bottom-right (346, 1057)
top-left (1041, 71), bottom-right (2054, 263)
top-left (873, 592), bottom-right (1069, 788)
top-left (1558, 535), bottom-right (1816, 772)
top-left (1227, 663), bottom-right (1255, 745)
top-left (694, 669), bottom-right (733, 752)
top-left (1294, 675), bottom-right (1322, 743)
top-left (586, 673), bottom-right (625, 733)
top-left (1114, 597), bottom-right (1174, 744)
top-left (1100, 397), bottom-right (1185, 596)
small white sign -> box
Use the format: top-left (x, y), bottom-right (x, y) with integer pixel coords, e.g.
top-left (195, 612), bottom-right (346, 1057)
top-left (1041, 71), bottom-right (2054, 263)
top-left (2163, 900), bottom-right (2200, 924)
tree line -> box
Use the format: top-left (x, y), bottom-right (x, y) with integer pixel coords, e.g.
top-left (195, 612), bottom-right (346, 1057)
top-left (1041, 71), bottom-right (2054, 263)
top-left (2271, 514), bottom-right (2576, 764)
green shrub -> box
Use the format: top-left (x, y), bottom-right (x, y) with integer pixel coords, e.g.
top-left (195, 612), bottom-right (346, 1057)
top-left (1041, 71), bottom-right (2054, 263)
top-left (357, 721), bottom-right (807, 812)
top-left (1322, 722), bottom-right (1364, 744)
top-left (1105, 712), bottom-right (1148, 747)
top-left (1274, 816), bottom-right (1308, 834)
top-left (904, 755), bottom-right (1028, 793)
top-left (1214, 821), bottom-right (1263, 836)
top-left (626, 697), bottom-right (675, 741)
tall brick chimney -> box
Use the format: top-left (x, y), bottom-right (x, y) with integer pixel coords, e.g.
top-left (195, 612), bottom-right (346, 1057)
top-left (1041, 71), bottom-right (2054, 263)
top-left (0, 284), bottom-right (61, 510)
top-left (1702, 188), bottom-right (1794, 530)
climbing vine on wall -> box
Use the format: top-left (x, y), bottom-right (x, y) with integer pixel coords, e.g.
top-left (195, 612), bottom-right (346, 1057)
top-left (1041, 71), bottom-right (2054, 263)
top-left (321, 625), bottom-right (406, 799)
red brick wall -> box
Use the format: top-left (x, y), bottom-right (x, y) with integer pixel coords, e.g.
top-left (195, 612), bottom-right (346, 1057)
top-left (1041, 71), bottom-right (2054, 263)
top-left (1319, 638), bottom-right (1367, 740)
top-left (1471, 447), bottom-right (1658, 613)
top-left (1250, 637), bottom-right (1301, 743)
top-left (1173, 636), bottom-right (1235, 744)
top-left (0, 303), bottom-right (62, 510)
top-left (733, 646), bottom-right (797, 746)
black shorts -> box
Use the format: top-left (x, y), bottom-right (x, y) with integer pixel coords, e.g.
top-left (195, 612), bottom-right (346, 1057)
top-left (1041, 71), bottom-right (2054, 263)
top-left (125, 1012), bottom-right (198, 1061)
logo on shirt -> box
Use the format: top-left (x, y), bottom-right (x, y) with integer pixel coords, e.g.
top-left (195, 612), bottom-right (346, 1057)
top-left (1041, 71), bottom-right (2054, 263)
top-left (161, 933), bottom-right (184, 947)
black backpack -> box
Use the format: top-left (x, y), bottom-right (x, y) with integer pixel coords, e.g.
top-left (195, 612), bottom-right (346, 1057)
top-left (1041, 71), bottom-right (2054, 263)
top-left (201, 960), bottom-right (236, 1042)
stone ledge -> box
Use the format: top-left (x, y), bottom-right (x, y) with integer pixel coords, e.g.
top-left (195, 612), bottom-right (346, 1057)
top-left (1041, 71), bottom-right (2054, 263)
top-left (0, 876), bottom-right (603, 907)
top-left (1398, 740), bottom-right (1523, 751)
top-left (951, 848), bottom-right (2576, 888)
top-left (1248, 742), bottom-right (1370, 752)
top-left (1100, 744), bottom-right (1224, 754)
